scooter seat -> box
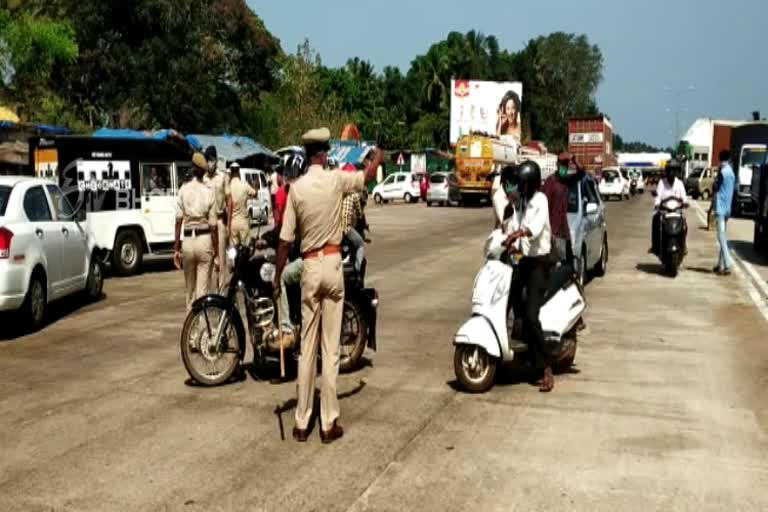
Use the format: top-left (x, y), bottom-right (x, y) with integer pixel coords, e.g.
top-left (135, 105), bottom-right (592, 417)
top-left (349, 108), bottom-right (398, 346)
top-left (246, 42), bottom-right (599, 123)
top-left (545, 265), bottom-right (575, 302)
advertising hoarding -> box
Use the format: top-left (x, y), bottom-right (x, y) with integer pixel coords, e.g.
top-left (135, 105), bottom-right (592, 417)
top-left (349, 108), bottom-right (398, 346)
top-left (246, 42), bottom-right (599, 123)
top-left (450, 80), bottom-right (523, 145)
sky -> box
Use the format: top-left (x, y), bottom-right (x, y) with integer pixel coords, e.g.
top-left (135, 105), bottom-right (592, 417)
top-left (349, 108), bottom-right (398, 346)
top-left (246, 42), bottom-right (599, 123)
top-left (253, 0), bottom-right (767, 149)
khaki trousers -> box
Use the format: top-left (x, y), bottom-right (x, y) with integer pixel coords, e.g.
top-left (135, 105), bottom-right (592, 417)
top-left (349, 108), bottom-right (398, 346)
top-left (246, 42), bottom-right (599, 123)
top-left (229, 217), bottom-right (251, 246)
top-left (209, 218), bottom-right (228, 292)
top-left (295, 252), bottom-right (344, 431)
top-left (182, 233), bottom-right (213, 311)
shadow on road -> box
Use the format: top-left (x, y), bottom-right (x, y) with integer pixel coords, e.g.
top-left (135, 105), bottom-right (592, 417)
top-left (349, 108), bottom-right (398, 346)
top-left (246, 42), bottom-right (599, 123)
top-left (730, 240), bottom-right (768, 268)
top-left (635, 262), bottom-right (669, 277)
top-left (686, 266), bottom-right (716, 275)
top-left (0, 293), bottom-right (107, 342)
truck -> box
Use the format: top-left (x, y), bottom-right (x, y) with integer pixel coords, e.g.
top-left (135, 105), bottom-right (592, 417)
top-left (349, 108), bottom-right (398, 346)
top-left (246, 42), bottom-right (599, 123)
top-left (568, 115), bottom-right (616, 173)
top-left (730, 122), bottom-right (768, 217)
top-left (31, 135), bottom-right (194, 275)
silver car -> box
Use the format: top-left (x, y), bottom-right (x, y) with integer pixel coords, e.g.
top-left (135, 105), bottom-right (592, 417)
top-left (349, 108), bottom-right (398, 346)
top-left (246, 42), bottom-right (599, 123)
top-left (426, 172), bottom-right (461, 206)
top-left (567, 174), bottom-right (609, 286)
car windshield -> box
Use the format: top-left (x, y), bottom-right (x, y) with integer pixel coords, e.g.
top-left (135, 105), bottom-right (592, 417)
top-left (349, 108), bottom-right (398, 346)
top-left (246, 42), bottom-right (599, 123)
top-left (741, 148), bottom-right (767, 167)
top-left (689, 169), bottom-right (703, 178)
top-left (603, 170), bottom-right (619, 181)
top-left (568, 182), bottom-right (579, 213)
top-left (0, 185), bottom-right (10, 216)
top-left (429, 174), bottom-right (445, 184)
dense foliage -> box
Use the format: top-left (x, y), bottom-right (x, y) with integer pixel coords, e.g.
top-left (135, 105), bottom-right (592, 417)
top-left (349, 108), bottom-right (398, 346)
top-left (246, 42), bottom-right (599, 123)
top-left (1, 2), bottom-right (617, 151)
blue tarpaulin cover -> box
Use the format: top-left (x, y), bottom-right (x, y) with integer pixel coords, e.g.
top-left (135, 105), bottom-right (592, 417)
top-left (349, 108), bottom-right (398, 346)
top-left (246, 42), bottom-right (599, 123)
top-left (329, 140), bottom-right (376, 166)
top-left (92, 128), bottom-right (180, 140)
top-left (0, 121), bottom-right (70, 134)
top-left (187, 134), bottom-right (277, 162)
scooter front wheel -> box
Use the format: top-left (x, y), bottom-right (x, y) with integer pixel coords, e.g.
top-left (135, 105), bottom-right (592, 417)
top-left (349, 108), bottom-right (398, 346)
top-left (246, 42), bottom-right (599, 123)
top-left (454, 345), bottom-right (497, 393)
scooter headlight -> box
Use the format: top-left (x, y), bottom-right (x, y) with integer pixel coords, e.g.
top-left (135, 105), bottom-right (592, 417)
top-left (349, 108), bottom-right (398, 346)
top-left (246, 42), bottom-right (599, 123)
top-left (260, 262), bottom-right (276, 283)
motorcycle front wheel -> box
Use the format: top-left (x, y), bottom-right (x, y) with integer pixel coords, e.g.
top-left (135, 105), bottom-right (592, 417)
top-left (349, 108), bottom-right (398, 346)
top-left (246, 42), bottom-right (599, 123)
top-left (454, 345), bottom-right (497, 393)
top-left (665, 253), bottom-right (681, 277)
top-left (180, 302), bottom-right (245, 386)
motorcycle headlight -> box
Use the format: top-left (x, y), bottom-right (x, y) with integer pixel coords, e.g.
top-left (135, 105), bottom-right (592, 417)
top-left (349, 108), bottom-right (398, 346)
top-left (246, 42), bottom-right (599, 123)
top-left (226, 246), bottom-right (239, 269)
top-left (260, 262), bottom-right (276, 283)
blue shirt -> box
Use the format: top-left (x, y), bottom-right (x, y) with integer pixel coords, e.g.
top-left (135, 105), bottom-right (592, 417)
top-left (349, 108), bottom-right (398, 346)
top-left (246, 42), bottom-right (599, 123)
top-left (715, 163), bottom-right (735, 217)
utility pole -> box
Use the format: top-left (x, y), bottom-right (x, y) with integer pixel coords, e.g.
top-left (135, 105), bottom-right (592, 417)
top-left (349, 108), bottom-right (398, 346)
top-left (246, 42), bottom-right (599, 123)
top-left (664, 84), bottom-right (696, 147)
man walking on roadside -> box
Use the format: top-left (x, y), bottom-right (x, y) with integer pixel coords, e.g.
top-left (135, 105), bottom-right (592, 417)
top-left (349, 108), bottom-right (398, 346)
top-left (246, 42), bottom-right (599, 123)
top-left (542, 153), bottom-right (578, 267)
top-left (713, 150), bottom-right (736, 275)
top-left (274, 127), bottom-right (380, 444)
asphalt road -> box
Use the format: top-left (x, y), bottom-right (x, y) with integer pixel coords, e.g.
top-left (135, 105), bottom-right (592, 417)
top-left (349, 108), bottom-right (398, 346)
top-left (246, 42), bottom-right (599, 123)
top-left (1, 195), bottom-right (768, 512)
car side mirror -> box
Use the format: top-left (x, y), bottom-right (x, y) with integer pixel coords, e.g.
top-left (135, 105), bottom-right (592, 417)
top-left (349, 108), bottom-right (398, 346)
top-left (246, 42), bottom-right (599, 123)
top-left (585, 203), bottom-right (598, 215)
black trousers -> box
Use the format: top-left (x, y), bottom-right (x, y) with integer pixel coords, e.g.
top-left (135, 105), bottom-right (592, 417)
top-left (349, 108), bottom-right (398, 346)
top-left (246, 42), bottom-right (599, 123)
top-left (510, 255), bottom-right (552, 370)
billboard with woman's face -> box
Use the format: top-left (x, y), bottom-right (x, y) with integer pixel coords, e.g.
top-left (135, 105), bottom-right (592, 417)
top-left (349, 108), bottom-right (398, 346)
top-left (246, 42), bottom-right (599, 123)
top-left (450, 80), bottom-right (523, 144)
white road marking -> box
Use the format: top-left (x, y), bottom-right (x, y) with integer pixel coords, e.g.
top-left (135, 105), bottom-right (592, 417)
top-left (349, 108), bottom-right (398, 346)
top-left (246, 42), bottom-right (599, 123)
top-left (692, 201), bottom-right (768, 321)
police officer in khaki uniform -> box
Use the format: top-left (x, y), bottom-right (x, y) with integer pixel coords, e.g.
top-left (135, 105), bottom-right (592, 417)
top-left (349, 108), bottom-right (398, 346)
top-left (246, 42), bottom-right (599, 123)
top-left (274, 128), bottom-right (382, 444)
top-left (174, 152), bottom-right (220, 311)
top-left (226, 162), bottom-right (256, 246)
top-left (203, 147), bottom-right (228, 291)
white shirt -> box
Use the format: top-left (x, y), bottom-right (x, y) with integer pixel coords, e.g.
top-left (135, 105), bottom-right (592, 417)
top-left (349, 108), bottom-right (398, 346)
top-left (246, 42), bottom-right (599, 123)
top-left (492, 185), bottom-right (509, 227)
top-left (655, 177), bottom-right (688, 208)
top-left (506, 191), bottom-right (551, 257)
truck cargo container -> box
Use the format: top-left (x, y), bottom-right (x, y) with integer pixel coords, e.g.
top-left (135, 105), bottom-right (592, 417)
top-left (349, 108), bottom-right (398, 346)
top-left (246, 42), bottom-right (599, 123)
top-left (568, 115), bottom-right (616, 173)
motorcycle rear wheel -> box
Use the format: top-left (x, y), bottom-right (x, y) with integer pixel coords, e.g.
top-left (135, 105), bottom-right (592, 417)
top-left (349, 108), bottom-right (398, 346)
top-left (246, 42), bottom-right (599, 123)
top-left (180, 302), bottom-right (245, 386)
top-left (339, 300), bottom-right (368, 373)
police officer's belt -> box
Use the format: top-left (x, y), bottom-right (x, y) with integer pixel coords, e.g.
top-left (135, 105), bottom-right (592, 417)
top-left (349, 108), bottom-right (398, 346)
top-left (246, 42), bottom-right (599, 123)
top-left (184, 227), bottom-right (210, 236)
top-left (303, 244), bottom-right (341, 259)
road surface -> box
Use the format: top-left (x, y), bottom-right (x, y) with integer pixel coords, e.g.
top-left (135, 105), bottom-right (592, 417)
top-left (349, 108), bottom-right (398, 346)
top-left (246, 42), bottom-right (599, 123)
top-left (1, 195), bottom-right (767, 511)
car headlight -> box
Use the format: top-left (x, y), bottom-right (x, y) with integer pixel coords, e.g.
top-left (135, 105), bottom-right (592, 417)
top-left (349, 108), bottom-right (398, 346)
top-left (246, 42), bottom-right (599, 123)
top-left (260, 262), bottom-right (276, 283)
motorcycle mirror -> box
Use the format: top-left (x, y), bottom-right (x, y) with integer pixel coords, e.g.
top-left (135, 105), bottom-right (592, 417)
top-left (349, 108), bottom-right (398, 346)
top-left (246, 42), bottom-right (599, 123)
top-left (585, 203), bottom-right (598, 215)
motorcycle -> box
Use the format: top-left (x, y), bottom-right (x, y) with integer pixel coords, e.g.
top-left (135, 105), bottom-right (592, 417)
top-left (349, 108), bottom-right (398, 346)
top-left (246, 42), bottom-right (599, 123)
top-left (453, 230), bottom-right (586, 393)
top-left (630, 179), bottom-right (638, 196)
top-left (655, 196), bottom-right (687, 277)
top-left (180, 231), bottom-right (379, 386)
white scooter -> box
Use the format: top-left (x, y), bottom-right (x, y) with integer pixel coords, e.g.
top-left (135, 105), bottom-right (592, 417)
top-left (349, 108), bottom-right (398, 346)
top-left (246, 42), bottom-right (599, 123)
top-left (453, 230), bottom-right (586, 393)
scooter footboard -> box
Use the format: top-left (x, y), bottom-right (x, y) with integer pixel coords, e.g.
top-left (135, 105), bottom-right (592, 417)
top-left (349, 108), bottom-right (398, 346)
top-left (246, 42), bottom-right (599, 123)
top-left (454, 316), bottom-right (502, 358)
top-left (540, 282), bottom-right (585, 339)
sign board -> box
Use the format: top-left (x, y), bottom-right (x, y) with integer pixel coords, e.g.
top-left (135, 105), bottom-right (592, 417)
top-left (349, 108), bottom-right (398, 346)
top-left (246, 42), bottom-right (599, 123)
top-left (450, 80), bottom-right (523, 144)
top-left (410, 153), bottom-right (427, 174)
top-left (569, 132), bottom-right (604, 144)
top-left (75, 160), bottom-right (132, 191)
top-left (396, 153), bottom-right (405, 166)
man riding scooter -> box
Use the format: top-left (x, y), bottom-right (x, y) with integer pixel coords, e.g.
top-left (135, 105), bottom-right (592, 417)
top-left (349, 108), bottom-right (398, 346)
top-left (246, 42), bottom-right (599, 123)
top-left (650, 159), bottom-right (689, 257)
top-left (504, 161), bottom-right (556, 392)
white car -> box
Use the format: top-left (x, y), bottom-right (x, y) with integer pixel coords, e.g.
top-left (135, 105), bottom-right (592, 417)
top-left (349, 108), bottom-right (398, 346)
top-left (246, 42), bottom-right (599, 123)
top-left (0, 176), bottom-right (104, 331)
top-left (241, 168), bottom-right (272, 225)
top-left (598, 167), bottom-right (630, 201)
top-left (372, 172), bottom-right (422, 204)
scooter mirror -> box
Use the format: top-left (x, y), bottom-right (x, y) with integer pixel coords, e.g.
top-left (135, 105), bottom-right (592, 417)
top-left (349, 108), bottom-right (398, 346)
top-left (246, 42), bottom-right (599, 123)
top-left (585, 203), bottom-right (598, 215)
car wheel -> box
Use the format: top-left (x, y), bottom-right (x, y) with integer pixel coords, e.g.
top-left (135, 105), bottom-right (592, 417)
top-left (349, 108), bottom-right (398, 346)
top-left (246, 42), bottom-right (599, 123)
top-left (578, 247), bottom-right (588, 287)
top-left (404, 192), bottom-right (413, 203)
top-left (84, 256), bottom-right (104, 301)
top-left (374, 193), bottom-right (383, 205)
top-left (113, 230), bottom-right (143, 275)
top-left (440, 201), bottom-right (446, 207)
top-left (22, 271), bottom-right (47, 331)
top-left (427, 201), bottom-right (433, 207)
top-left (594, 235), bottom-right (608, 277)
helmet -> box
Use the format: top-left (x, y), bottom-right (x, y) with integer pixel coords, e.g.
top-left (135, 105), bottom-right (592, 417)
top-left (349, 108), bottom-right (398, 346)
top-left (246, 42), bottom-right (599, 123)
top-left (283, 153), bottom-right (307, 181)
top-left (517, 160), bottom-right (542, 198)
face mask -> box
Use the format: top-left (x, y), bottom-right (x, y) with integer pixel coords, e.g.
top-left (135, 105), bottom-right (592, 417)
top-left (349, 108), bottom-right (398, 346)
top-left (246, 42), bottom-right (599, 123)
top-left (558, 165), bottom-right (569, 178)
top-left (505, 183), bottom-right (518, 195)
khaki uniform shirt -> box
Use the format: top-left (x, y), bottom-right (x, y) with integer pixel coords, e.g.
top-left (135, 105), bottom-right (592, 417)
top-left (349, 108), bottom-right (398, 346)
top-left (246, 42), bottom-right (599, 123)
top-left (228, 177), bottom-right (256, 220)
top-left (280, 165), bottom-right (365, 254)
top-left (204, 171), bottom-right (227, 217)
top-left (176, 179), bottom-right (217, 229)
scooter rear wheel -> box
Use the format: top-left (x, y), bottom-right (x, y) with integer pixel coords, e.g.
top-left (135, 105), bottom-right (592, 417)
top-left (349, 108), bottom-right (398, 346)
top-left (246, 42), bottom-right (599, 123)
top-left (454, 345), bottom-right (497, 393)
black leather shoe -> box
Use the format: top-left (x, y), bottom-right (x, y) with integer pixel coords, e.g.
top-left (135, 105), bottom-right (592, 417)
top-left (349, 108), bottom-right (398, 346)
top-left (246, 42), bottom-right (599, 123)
top-left (319, 421), bottom-right (344, 444)
top-left (292, 426), bottom-right (309, 443)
